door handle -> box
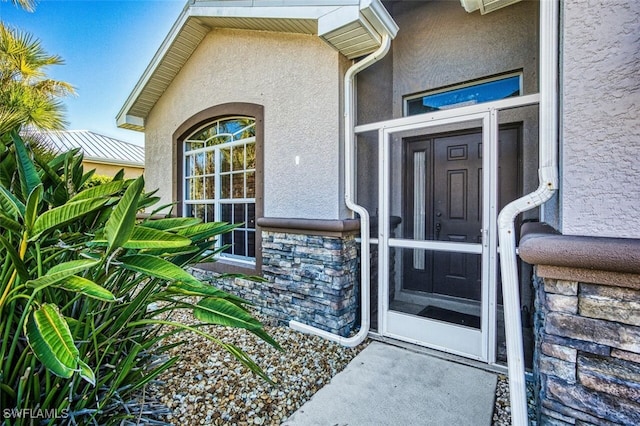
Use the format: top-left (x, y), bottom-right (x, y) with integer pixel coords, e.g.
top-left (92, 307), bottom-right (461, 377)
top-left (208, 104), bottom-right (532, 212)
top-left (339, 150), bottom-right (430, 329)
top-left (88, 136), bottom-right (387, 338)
top-left (435, 223), bottom-right (442, 239)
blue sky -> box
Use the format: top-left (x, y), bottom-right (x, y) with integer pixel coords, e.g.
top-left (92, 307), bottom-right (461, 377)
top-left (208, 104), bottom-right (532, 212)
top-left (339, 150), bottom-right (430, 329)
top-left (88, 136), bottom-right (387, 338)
top-left (1, 0), bottom-right (187, 145)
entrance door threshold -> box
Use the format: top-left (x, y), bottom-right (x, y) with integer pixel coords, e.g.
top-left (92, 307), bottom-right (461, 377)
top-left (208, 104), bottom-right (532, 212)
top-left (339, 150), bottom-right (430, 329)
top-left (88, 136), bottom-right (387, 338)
top-left (367, 331), bottom-right (509, 375)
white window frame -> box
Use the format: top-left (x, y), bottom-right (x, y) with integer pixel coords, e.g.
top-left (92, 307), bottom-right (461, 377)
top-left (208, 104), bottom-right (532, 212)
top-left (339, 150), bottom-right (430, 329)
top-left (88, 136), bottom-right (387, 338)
top-left (183, 117), bottom-right (256, 263)
top-left (403, 71), bottom-right (523, 116)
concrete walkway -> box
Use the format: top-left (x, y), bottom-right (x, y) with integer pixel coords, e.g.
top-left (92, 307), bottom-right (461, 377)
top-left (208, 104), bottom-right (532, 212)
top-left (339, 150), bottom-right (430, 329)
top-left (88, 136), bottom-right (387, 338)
top-left (283, 341), bottom-right (497, 426)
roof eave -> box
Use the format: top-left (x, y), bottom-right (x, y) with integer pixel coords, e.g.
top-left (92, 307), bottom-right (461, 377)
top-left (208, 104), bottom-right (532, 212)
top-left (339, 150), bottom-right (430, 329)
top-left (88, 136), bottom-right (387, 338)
top-left (116, 3), bottom-right (203, 132)
top-left (116, 114), bottom-right (146, 132)
top-left (116, 0), bottom-right (398, 132)
top-left (83, 157), bottom-right (145, 168)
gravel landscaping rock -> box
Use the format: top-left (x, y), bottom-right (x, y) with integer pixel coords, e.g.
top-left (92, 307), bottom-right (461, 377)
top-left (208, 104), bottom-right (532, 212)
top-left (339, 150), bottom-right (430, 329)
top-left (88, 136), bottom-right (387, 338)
top-left (150, 309), bottom-right (536, 425)
top-left (492, 374), bottom-right (537, 425)
top-left (151, 310), bottom-right (364, 425)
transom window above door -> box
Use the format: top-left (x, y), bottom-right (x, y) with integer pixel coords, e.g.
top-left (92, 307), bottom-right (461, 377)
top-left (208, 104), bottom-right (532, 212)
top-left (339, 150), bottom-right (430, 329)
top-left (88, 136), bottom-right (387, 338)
top-left (404, 73), bottom-right (522, 116)
top-left (183, 116), bottom-right (256, 262)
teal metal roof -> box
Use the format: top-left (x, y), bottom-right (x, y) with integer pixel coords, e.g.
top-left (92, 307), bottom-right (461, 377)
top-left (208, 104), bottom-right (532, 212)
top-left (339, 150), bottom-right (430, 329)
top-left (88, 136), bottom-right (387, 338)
top-left (25, 129), bottom-right (145, 167)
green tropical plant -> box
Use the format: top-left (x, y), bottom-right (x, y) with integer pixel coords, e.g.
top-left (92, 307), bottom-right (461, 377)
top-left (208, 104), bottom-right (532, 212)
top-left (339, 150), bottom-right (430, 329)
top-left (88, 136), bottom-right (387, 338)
top-left (0, 130), bottom-right (279, 424)
top-left (82, 173), bottom-right (113, 189)
top-left (0, 22), bottom-right (75, 132)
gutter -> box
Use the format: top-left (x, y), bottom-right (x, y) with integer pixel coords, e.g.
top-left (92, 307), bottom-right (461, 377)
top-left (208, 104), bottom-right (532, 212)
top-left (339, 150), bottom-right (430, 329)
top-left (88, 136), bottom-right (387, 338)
top-left (82, 158), bottom-right (145, 169)
top-left (496, 0), bottom-right (559, 424)
top-left (289, 32), bottom-right (392, 347)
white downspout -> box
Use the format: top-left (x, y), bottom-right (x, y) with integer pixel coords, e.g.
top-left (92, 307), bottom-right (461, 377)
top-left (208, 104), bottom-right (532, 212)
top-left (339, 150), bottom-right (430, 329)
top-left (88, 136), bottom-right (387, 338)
top-left (289, 33), bottom-right (392, 347)
top-left (496, 0), bottom-right (558, 425)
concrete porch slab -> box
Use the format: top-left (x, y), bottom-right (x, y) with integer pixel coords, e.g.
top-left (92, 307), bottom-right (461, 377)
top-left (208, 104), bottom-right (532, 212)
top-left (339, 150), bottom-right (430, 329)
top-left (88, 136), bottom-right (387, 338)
top-left (283, 341), bottom-right (497, 426)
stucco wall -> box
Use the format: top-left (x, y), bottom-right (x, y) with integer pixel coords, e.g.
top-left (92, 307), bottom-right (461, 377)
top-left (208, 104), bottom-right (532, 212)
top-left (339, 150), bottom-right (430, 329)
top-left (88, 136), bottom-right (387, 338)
top-left (356, 1), bottom-right (540, 220)
top-left (390, 0), bottom-right (539, 116)
top-left (83, 161), bottom-right (144, 179)
top-left (561, 0), bottom-right (640, 239)
top-left (145, 28), bottom-right (346, 220)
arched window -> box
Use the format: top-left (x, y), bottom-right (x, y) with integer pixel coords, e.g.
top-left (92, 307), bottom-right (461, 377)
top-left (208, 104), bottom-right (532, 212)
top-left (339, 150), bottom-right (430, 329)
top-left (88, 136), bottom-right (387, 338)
top-left (183, 116), bottom-right (257, 262)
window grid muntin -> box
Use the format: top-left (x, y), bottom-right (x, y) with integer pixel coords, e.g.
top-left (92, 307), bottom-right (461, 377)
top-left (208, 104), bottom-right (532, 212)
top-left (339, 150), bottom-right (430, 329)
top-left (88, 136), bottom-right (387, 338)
top-left (183, 117), bottom-right (256, 262)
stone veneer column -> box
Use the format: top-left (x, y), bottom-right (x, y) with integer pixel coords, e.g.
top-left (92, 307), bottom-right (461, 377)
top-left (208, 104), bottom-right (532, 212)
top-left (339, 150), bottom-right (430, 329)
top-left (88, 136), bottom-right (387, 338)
top-left (194, 218), bottom-right (361, 337)
top-left (519, 224), bottom-right (640, 425)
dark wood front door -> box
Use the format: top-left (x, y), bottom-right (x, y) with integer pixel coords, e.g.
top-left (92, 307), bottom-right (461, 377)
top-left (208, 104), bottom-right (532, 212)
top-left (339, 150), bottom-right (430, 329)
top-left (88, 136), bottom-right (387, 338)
top-left (403, 126), bottom-right (520, 301)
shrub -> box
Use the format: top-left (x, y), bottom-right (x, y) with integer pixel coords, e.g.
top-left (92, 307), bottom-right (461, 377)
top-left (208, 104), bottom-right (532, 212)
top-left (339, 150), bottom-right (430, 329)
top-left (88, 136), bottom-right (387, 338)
top-left (82, 173), bottom-right (113, 189)
top-left (0, 130), bottom-right (279, 424)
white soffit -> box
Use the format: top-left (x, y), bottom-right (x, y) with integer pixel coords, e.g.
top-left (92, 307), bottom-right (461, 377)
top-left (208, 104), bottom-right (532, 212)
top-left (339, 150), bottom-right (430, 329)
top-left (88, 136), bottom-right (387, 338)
top-left (116, 0), bottom-right (397, 132)
top-left (460, 0), bottom-right (524, 15)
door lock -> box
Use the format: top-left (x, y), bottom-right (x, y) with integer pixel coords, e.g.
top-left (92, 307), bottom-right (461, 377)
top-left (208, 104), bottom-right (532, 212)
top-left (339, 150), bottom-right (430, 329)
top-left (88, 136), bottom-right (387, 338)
top-left (435, 223), bottom-right (442, 239)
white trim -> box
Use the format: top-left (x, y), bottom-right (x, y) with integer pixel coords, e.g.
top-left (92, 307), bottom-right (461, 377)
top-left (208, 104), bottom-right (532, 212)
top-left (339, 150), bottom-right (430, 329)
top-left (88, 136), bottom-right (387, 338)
top-left (389, 238), bottom-right (483, 255)
top-left (82, 158), bottom-right (144, 168)
top-left (403, 71), bottom-right (523, 116)
top-left (117, 1), bottom-right (397, 130)
top-left (374, 93), bottom-right (543, 364)
top-left (487, 108), bottom-right (500, 364)
top-left (378, 126), bottom-right (390, 340)
top-left (355, 93), bottom-right (540, 134)
top-left (385, 311), bottom-right (484, 361)
top-left (116, 7), bottom-right (203, 131)
top-left (378, 112), bottom-right (493, 361)
top-left (496, 1), bottom-right (559, 424)
top-left (182, 118), bottom-right (257, 262)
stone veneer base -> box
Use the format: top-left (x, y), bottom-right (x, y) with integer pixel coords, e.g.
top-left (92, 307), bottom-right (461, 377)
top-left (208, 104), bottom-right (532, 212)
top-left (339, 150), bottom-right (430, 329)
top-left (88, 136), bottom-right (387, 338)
top-left (520, 223), bottom-right (640, 425)
top-left (192, 218), bottom-right (360, 337)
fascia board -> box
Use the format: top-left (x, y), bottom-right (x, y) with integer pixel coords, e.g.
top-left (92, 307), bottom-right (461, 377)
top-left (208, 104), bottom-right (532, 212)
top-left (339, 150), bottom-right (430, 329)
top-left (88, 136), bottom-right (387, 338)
top-left (317, 6), bottom-right (360, 37)
top-left (193, 1), bottom-right (359, 7)
top-left (115, 0), bottom-right (391, 131)
top-left (83, 158), bottom-right (145, 168)
top-left (116, 5), bottom-right (206, 131)
top-left (116, 114), bottom-right (145, 132)
top-left (360, 0), bottom-right (399, 38)
top-left (189, 4), bottom-right (344, 20)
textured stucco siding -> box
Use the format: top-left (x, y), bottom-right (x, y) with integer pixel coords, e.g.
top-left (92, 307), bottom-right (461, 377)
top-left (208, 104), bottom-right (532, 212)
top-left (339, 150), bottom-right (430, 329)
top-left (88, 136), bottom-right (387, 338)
top-left (83, 161), bottom-right (144, 179)
top-left (390, 0), bottom-right (539, 117)
top-left (145, 28), bottom-right (345, 220)
top-left (561, 0), bottom-right (640, 238)
top-left (356, 1), bottom-right (540, 220)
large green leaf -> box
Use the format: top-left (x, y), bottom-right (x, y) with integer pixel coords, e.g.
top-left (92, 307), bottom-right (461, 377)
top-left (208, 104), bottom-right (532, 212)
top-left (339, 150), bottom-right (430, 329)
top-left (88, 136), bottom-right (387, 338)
top-left (24, 303), bottom-right (78, 379)
top-left (140, 217), bottom-right (201, 231)
top-left (34, 152), bottom-right (63, 187)
top-left (193, 297), bottom-right (261, 329)
top-left (27, 259), bottom-right (100, 290)
top-left (77, 359), bottom-right (95, 386)
top-left (137, 195), bottom-right (161, 211)
top-left (121, 226), bottom-right (192, 249)
top-left (88, 226), bottom-right (193, 249)
top-left (177, 222), bottom-right (238, 242)
top-left (167, 281), bottom-right (249, 305)
top-left (11, 131), bottom-right (42, 200)
top-left (0, 234), bottom-right (29, 282)
top-left (194, 298), bottom-right (282, 350)
top-left (104, 175), bottom-right (143, 252)
top-left (138, 244), bottom-right (199, 258)
top-left (69, 179), bottom-right (124, 202)
top-left (47, 148), bottom-right (80, 170)
top-left (30, 197), bottom-right (108, 240)
top-left (0, 211), bottom-right (22, 234)
top-left (55, 275), bottom-right (116, 302)
top-left (24, 184), bottom-right (42, 231)
top-left (0, 184), bottom-right (25, 219)
top-left (119, 254), bottom-right (200, 285)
